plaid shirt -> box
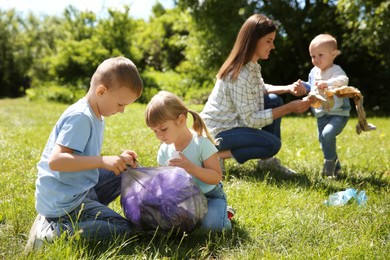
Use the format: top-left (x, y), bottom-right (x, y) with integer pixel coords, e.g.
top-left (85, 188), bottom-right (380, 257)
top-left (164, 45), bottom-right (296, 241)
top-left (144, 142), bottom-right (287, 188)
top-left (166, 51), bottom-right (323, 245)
top-left (201, 61), bottom-right (273, 137)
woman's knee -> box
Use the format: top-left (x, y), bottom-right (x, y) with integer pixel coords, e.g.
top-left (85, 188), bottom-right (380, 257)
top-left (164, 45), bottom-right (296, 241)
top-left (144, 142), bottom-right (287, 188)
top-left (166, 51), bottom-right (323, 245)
top-left (265, 94), bottom-right (284, 109)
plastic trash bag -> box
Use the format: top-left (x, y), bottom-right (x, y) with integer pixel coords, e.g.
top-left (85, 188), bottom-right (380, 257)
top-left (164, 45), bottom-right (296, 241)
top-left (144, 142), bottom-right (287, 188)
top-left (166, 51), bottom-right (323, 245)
top-left (121, 167), bottom-right (207, 233)
top-left (324, 188), bottom-right (367, 206)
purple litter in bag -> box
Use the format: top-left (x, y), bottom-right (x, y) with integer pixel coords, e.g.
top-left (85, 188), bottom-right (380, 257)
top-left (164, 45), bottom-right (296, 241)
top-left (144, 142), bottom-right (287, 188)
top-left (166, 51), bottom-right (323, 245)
top-left (121, 167), bottom-right (207, 233)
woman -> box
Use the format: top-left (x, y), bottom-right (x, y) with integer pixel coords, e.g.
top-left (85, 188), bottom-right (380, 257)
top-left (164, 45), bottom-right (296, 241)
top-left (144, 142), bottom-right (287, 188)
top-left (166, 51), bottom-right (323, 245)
top-left (200, 14), bottom-right (311, 175)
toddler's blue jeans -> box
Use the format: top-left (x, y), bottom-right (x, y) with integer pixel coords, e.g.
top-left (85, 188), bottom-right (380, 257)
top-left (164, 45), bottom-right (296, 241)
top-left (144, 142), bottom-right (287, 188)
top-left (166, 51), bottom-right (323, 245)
top-left (317, 115), bottom-right (349, 160)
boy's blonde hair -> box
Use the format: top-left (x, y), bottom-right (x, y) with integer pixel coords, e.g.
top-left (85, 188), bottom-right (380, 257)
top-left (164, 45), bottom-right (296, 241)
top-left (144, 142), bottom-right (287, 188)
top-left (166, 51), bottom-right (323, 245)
top-left (90, 57), bottom-right (143, 97)
top-left (145, 91), bottom-right (215, 144)
top-left (309, 34), bottom-right (341, 56)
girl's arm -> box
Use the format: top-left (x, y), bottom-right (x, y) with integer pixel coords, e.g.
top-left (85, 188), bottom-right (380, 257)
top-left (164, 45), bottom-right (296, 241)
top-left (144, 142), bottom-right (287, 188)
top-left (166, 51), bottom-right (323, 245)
top-left (168, 152), bottom-right (222, 185)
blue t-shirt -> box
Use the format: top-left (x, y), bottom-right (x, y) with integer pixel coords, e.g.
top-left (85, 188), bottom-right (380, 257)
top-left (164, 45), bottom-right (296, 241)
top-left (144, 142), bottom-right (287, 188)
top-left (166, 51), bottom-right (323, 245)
top-left (157, 133), bottom-right (218, 193)
top-left (35, 98), bottom-right (104, 218)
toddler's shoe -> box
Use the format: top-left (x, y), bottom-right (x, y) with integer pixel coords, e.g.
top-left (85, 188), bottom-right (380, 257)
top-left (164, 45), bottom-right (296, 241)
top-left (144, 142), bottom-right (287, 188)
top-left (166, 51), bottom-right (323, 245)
top-left (334, 160), bottom-right (341, 176)
top-left (257, 157), bottom-right (297, 175)
top-left (322, 159), bottom-right (339, 178)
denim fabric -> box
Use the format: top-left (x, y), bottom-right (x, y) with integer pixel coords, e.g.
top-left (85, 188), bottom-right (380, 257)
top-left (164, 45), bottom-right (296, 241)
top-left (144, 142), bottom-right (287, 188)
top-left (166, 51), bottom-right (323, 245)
top-left (262, 94), bottom-right (283, 139)
top-left (201, 182), bottom-right (231, 231)
top-left (317, 115), bottom-right (349, 160)
top-left (47, 168), bottom-right (131, 241)
top-left (214, 94), bottom-right (283, 164)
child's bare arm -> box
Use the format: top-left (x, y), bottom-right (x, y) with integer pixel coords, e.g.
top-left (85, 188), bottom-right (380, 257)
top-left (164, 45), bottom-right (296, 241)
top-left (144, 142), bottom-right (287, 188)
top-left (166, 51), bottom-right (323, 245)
top-left (167, 152), bottom-right (222, 185)
top-left (48, 144), bottom-right (137, 175)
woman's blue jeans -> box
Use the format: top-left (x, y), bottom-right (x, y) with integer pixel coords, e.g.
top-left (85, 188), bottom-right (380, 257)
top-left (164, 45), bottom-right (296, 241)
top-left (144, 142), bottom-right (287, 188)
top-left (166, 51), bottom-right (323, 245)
top-left (201, 182), bottom-right (231, 231)
top-left (215, 94), bottom-right (283, 164)
top-left (47, 169), bottom-right (131, 241)
top-left (317, 115), bottom-right (349, 160)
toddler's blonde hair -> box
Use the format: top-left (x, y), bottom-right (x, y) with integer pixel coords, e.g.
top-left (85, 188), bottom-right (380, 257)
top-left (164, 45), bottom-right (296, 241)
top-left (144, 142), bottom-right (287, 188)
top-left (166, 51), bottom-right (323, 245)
top-left (309, 34), bottom-right (341, 56)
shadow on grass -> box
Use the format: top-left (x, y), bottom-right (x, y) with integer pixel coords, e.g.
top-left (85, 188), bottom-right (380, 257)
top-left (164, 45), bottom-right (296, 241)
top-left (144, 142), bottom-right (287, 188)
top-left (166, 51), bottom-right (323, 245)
top-left (224, 160), bottom-right (390, 193)
top-left (77, 223), bottom-right (251, 259)
top-left (224, 161), bottom-right (311, 186)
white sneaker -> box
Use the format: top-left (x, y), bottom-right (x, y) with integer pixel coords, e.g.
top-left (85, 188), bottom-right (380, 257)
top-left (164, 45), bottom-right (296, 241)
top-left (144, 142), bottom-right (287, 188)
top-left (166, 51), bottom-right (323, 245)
top-left (25, 214), bottom-right (59, 253)
top-left (257, 158), bottom-right (297, 175)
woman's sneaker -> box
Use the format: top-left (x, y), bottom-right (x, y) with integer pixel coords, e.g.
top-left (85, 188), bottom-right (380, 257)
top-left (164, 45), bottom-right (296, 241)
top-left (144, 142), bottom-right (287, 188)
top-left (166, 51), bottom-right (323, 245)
top-left (257, 157), bottom-right (297, 175)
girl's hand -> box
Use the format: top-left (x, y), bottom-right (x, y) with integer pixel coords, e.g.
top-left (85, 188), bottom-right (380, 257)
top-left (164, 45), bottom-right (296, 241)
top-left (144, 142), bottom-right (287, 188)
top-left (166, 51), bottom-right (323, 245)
top-left (167, 152), bottom-right (195, 172)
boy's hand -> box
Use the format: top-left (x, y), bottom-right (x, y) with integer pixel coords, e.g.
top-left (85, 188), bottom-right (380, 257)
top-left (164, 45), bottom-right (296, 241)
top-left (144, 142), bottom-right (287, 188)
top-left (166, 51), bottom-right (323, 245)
top-left (102, 156), bottom-right (129, 175)
top-left (120, 150), bottom-right (138, 168)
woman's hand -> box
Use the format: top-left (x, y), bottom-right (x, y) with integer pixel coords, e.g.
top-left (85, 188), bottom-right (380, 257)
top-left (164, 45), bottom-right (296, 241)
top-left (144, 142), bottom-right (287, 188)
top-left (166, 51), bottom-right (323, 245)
top-left (288, 99), bottom-right (312, 114)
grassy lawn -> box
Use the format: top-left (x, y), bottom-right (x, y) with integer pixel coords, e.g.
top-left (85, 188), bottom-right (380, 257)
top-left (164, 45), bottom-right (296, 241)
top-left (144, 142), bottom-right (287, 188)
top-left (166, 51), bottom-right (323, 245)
top-left (0, 98), bottom-right (389, 259)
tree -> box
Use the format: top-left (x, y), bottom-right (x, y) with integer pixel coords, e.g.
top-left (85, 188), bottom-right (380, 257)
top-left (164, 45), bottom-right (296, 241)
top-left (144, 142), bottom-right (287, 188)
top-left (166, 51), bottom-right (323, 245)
top-left (178, 0), bottom-right (251, 74)
top-left (336, 0), bottom-right (390, 113)
top-left (178, 0), bottom-right (389, 112)
top-left (0, 10), bottom-right (31, 97)
top-left (45, 5), bottom-right (138, 88)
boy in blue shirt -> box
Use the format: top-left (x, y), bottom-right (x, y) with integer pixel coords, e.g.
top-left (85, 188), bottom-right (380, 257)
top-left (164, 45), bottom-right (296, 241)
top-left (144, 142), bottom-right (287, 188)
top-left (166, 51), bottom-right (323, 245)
top-left (25, 57), bottom-right (143, 252)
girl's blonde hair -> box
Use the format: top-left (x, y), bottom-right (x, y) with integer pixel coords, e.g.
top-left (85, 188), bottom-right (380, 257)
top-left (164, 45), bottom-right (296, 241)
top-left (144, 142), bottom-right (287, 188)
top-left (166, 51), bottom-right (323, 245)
top-left (145, 91), bottom-right (215, 143)
top-left (217, 14), bottom-right (277, 81)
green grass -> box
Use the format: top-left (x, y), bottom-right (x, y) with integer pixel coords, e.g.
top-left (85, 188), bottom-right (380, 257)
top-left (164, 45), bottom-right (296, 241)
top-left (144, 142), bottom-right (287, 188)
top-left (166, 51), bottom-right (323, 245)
top-left (0, 98), bottom-right (389, 259)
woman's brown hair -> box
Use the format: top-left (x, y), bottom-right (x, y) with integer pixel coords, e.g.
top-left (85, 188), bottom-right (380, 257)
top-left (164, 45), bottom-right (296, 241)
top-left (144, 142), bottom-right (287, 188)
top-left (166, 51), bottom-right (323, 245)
top-left (217, 14), bottom-right (277, 81)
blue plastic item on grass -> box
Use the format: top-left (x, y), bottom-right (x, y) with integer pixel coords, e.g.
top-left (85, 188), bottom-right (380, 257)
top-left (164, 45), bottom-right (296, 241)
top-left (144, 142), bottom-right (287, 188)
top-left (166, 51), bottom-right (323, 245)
top-left (324, 188), bottom-right (367, 206)
top-left (121, 166), bottom-right (207, 233)
top-left (357, 190), bottom-right (368, 206)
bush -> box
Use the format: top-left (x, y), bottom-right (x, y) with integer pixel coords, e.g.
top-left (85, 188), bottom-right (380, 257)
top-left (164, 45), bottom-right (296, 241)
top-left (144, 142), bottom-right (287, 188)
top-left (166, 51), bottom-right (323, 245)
top-left (26, 84), bottom-right (85, 104)
top-left (185, 81), bottom-right (214, 105)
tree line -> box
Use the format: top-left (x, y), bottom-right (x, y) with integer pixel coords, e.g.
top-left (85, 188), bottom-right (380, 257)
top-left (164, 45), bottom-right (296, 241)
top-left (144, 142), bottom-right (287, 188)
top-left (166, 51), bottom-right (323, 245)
top-left (1, 0), bottom-right (389, 114)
